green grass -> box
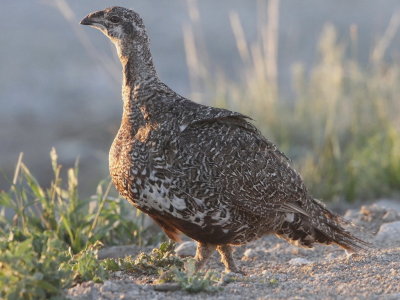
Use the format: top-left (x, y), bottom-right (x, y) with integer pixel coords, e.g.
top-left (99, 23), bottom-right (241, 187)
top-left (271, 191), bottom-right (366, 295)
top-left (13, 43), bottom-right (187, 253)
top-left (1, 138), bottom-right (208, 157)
top-left (0, 151), bottom-right (219, 299)
top-left (0, 149), bottom-right (150, 253)
top-left (0, 227), bottom-right (108, 299)
top-left (102, 241), bottom-right (183, 275)
top-left (0, 149), bottom-right (155, 299)
top-left (158, 259), bottom-right (222, 293)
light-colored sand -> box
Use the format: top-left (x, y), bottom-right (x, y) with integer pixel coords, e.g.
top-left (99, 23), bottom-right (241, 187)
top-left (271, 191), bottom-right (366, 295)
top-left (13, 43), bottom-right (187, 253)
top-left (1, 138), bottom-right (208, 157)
top-left (67, 201), bottom-right (400, 300)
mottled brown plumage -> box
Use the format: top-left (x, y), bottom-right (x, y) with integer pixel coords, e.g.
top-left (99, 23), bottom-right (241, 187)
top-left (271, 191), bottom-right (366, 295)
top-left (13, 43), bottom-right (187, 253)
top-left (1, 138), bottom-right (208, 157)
top-left (81, 7), bottom-right (369, 273)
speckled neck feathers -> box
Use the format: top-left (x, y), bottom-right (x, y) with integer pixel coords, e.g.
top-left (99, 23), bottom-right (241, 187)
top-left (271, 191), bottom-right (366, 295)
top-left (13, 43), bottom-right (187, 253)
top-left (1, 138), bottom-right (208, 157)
top-left (117, 31), bottom-right (158, 106)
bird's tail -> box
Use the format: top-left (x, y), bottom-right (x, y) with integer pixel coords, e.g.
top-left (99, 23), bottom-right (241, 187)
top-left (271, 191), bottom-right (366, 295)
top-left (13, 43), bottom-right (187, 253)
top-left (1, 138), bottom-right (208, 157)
top-left (311, 199), bottom-right (373, 252)
top-left (276, 197), bottom-right (372, 252)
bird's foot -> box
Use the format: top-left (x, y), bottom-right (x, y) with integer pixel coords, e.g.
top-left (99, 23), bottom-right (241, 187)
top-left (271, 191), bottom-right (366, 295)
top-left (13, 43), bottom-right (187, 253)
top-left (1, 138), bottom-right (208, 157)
top-left (194, 242), bottom-right (216, 271)
top-left (217, 244), bottom-right (245, 275)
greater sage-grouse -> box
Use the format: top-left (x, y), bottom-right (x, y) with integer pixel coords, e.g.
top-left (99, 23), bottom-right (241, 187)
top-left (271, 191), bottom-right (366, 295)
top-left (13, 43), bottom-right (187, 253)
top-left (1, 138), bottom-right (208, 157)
top-left (81, 7), bottom-right (369, 273)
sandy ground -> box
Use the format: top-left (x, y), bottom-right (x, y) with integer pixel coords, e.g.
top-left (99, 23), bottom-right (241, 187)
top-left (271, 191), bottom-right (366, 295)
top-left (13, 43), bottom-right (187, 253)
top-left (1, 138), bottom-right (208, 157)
top-left (67, 200), bottom-right (400, 299)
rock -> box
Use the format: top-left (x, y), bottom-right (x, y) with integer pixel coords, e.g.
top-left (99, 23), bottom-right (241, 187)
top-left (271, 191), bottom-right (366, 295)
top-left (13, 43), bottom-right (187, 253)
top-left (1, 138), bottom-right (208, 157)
top-left (101, 280), bottom-right (119, 293)
top-left (243, 248), bottom-right (257, 259)
top-left (374, 221), bottom-right (400, 247)
top-left (274, 273), bottom-right (288, 282)
top-left (120, 290), bottom-right (140, 299)
top-left (360, 204), bottom-right (387, 218)
top-left (288, 258), bottom-right (312, 265)
top-left (98, 245), bottom-right (139, 259)
top-left (345, 202), bottom-right (400, 233)
top-left (114, 271), bottom-right (122, 278)
top-left (325, 252), bottom-right (340, 261)
top-left (66, 281), bottom-right (100, 299)
top-left (382, 210), bottom-right (399, 222)
top-left (220, 272), bottom-right (243, 285)
top-left (174, 241), bottom-right (196, 257)
top-left (374, 199), bottom-right (400, 213)
top-left (344, 208), bottom-right (359, 220)
top-left (242, 247), bottom-right (267, 260)
top-left (153, 283), bottom-right (181, 292)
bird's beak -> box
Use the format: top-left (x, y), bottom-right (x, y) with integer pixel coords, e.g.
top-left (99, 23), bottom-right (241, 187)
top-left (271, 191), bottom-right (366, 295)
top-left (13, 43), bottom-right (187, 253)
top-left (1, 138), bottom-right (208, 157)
top-left (80, 11), bottom-right (105, 29)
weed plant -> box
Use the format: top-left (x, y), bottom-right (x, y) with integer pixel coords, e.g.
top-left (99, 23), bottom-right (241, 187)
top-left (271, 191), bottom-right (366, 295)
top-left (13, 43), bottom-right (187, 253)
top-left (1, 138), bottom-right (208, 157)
top-left (0, 150), bottom-right (149, 299)
top-left (102, 241), bottom-right (183, 275)
top-left (165, 259), bottom-right (221, 293)
top-left (0, 151), bottom-right (215, 299)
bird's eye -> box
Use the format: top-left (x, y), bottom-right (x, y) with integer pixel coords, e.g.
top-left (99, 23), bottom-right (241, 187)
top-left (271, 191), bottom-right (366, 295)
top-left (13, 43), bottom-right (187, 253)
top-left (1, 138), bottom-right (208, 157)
top-left (109, 16), bottom-right (120, 23)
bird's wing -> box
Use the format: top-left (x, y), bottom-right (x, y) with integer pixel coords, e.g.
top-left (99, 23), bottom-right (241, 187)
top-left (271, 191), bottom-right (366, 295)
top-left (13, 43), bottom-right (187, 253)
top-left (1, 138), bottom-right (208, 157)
top-left (164, 113), bottom-right (309, 218)
top-left (173, 99), bottom-right (290, 161)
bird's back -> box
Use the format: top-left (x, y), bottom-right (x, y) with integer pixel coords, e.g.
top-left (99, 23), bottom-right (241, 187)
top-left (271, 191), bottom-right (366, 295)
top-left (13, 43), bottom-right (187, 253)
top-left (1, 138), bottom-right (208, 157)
top-left (110, 88), bottom-right (316, 244)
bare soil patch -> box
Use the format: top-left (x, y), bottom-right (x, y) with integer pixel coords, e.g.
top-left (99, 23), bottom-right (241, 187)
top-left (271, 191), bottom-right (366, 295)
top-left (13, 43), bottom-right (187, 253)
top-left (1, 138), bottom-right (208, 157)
top-left (67, 201), bottom-right (400, 299)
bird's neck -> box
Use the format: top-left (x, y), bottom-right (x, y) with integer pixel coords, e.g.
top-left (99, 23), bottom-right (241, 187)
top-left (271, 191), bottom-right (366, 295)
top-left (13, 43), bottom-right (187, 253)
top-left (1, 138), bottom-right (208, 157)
top-left (115, 38), bottom-right (160, 127)
top-left (117, 39), bottom-right (158, 110)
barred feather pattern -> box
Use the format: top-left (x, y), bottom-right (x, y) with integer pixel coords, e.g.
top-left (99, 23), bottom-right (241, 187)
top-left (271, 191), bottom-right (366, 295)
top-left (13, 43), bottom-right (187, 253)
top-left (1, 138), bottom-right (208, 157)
top-left (85, 7), bottom-right (369, 253)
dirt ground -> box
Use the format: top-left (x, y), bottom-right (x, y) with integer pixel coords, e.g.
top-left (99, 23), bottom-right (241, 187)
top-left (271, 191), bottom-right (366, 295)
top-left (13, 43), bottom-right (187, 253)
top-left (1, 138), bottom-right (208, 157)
top-left (67, 200), bottom-right (400, 300)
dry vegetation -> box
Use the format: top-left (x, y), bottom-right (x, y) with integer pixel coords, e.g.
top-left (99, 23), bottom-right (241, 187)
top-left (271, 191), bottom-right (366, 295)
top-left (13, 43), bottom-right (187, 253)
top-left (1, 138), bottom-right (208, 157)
top-left (183, 0), bottom-right (400, 202)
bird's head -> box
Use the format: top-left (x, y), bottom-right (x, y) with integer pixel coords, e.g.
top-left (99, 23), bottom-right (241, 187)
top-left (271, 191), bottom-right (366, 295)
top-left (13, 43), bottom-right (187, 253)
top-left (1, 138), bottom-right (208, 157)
top-left (80, 7), bottom-right (147, 50)
top-left (81, 7), bottom-right (157, 82)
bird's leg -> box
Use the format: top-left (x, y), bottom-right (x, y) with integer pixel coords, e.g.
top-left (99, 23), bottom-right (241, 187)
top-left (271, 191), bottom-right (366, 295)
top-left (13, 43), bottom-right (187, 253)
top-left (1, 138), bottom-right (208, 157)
top-left (194, 242), bottom-right (216, 271)
top-left (217, 244), bottom-right (243, 274)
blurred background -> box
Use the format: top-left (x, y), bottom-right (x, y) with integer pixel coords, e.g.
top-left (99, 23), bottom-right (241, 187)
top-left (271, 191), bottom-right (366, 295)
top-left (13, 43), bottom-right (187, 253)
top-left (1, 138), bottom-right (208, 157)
top-left (1, 0), bottom-right (400, 202)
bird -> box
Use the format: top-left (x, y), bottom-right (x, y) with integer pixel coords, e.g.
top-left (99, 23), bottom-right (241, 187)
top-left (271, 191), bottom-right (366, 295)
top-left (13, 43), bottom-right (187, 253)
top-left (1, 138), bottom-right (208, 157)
top-left (80, 7), bottom-right (369, 273)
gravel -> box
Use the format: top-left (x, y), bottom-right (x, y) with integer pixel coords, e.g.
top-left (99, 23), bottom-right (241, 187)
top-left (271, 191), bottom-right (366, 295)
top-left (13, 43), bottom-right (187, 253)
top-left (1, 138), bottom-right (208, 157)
top-left (374, 222), bottom-right (400, 247)
top-left (174, 241), bottom-right (197, 258)
top-left (67, 200), bottom-right (400, 299)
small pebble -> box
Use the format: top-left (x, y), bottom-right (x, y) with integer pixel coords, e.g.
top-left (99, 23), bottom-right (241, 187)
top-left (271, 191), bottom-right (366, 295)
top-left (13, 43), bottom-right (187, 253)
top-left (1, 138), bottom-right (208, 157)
top-left (243, 248), bottom-right (257, 259)
top-left (101, 280), bottom-right (119, 292)
top-left (375, 221), bottom-right (400, 246)
top-left (174, 241), bottom-right (196, 257)
top-left (153, 283), bottom-right (181, 292)
top-left (382, 210), bottom-right (399, 222)
top-left (114, 271), bottom-right (122, 277)
top-left (288, 257), bottom-right (312, 265)
top-left (220, 272), bottom-right (243, 285)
